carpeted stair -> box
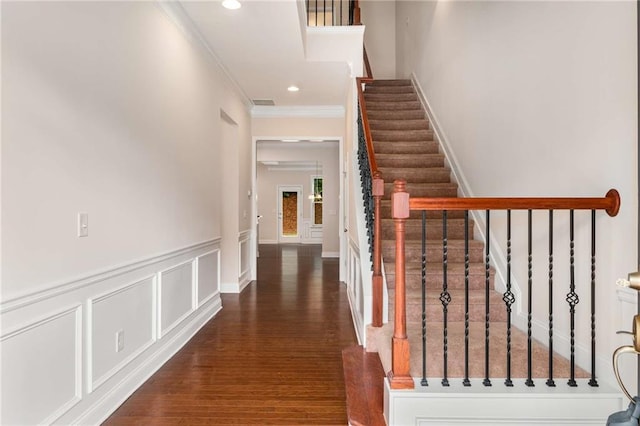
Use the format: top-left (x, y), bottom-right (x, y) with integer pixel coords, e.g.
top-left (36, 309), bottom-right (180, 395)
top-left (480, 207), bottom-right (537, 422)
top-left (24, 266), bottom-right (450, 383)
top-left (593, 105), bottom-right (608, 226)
top-left (363, 79), bottom-right (586, 381)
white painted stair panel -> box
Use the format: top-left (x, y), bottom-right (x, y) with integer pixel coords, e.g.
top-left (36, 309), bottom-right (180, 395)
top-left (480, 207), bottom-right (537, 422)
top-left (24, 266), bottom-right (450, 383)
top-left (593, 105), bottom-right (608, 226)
top-left (385, 378), bottom-right (624, 425)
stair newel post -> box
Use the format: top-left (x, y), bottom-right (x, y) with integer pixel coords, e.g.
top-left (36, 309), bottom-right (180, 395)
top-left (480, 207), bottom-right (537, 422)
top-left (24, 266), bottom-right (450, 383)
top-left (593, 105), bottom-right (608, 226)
top-left (389, 179), bottom-right (414, 389)
top-left (372, 172), bottom-right (384, 327)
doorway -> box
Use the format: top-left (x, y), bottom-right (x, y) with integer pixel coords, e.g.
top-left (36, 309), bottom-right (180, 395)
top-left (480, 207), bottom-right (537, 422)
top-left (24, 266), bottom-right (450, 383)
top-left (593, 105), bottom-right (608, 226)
top-left (278, 185), bottom-right (302, 243)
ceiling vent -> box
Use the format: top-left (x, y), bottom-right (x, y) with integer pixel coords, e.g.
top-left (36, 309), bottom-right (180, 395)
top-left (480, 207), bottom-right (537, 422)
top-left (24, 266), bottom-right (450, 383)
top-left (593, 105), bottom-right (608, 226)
top-left (252, 99), bottom-right (275, 106)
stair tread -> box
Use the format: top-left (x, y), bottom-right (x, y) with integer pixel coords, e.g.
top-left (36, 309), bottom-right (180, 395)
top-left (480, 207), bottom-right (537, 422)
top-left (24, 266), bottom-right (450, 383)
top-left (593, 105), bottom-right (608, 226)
top-left (369, 321), bottom-right (590, 379)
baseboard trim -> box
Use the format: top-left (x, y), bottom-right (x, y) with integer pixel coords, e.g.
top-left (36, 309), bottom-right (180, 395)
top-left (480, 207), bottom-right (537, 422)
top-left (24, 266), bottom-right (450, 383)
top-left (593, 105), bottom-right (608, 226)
top-left (71, 296), bottom-right (222, 425)
top-left (322, 251), bottom-right (340, 258)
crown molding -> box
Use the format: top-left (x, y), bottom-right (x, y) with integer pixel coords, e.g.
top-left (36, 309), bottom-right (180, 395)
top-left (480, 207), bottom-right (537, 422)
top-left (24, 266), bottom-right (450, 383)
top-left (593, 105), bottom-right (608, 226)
top-left (155, 1), bottom-right (253, 109)
top-left (251, 105), bottom-right (345, 118)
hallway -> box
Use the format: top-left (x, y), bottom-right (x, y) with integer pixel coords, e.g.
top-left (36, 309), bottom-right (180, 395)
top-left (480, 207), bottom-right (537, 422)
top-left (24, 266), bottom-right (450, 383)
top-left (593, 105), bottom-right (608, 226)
top-left (104, 244), bottom-right (357, 425)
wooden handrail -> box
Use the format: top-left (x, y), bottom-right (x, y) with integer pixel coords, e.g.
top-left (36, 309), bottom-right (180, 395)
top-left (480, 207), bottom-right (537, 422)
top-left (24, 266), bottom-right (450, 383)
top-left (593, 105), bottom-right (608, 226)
top-left (356, 77), bottom-right (377, 174)
top-left (363, 45), bottom-right (373, 79)
top-left (356, 77), bottom-right (384, 329)
top-left (392, 183), bottom-right (620, 389)
top-left (409, 189), bottom-right (620, 217)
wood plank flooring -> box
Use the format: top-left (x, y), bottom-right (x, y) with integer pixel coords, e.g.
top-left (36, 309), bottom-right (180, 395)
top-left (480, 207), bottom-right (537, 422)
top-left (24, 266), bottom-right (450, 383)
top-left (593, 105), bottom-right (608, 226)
top-left (104, 244), bottom-right (358, 425)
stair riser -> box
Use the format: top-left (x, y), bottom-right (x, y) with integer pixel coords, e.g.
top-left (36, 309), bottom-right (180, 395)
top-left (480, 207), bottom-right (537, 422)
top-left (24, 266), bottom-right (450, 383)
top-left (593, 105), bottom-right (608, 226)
top-left (378, 169), bottom-right (451, 183)
top-left (366, 101), bottom-right (422, 111)
top-left (374, 142), bottom-right (440, 155)
top-left (372, 130), bottom-right (434, 142)
top-left (382, 184), bottom-right (458, 198)
top-left (391, 301), bottom-right (508, 323)
top-left (365, 85), bottom-right (415, 94)
top-left (376, 155), bottom-right (445, 169)
top-left (365, 93), bottom-right (418, 102)
top-left (382, 244), bottom-right (484, 264)
top-left (369, 120), bottom-right (429, 131)
top-left (367, 110), bottom-right (425, 120)
top-left (384, 270), bottom-right (494, 291)
top-left (368, 79), bottom-right (412, 86)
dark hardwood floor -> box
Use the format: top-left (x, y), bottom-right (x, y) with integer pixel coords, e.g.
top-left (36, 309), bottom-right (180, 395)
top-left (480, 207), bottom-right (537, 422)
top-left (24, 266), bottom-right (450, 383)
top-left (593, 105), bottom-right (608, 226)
top-left (103, 244), bottom-right (358, 425)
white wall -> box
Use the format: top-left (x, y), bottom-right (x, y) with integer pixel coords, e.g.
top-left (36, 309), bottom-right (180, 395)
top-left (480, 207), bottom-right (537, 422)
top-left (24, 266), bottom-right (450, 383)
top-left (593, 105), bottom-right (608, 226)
top-left (396, 1), bottom-right (637, 387)
top-left (361, 0), bottom-right (397, 79)
top-left (1, 2), bottom-right (250, 423)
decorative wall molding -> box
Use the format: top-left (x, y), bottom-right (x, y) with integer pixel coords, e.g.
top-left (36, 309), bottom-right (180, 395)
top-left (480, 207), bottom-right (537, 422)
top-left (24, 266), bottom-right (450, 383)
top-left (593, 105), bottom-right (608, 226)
top-left (1, 305), bottom-right (83, 425)
top-left (158, 260), bottom-right (195, 339)
top-left (1, 239), bottom-right (220, 314)
top-left (346, 239), bottom-right (364, 345)
top-left (86, 276), bottom-right (156, 394)
top-left (1, 239), bottom-right (222, 425)
top-left (72, 298), bottom-right (222, 426)
top-left (196, 250), bottom-right (220, 308)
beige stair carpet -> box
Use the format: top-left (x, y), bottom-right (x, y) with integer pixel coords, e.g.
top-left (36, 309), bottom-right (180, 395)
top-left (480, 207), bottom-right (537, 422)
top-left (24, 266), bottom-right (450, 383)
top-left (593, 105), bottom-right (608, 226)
top-left (363, 79), bottom-right (587, 382)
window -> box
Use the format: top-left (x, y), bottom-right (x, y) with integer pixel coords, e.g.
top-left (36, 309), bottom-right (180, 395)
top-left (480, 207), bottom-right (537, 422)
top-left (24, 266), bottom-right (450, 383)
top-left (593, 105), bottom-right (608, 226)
top-left (311, 175), bottom-right (323, 226)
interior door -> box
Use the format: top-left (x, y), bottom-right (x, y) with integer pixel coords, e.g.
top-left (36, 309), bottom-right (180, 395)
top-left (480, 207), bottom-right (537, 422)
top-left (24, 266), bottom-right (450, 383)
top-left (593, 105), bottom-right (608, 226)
top-left (278, 185), bottom-right (302, 243)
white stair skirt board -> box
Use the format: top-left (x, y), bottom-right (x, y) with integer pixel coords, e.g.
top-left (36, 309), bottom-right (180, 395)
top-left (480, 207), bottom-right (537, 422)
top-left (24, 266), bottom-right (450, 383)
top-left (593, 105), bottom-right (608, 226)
top-left (384, 378), bottom-right (624, 426)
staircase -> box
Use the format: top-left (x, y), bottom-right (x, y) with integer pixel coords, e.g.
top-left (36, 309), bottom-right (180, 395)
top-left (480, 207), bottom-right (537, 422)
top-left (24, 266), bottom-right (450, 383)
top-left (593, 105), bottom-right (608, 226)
top-left (351, 78), bottom-right (624, 425)
top-left (363, 79), bottom-right (586, 380)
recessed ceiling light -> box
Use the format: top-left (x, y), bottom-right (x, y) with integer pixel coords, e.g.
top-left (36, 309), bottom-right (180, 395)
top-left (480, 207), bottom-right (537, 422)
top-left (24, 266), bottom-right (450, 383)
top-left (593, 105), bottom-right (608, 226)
top-left (287, 85), bottom-right (300, 92)
top-left (222, 0), bottom-right (241, 10)
top-left (282, 139), bottom-right (300, 143)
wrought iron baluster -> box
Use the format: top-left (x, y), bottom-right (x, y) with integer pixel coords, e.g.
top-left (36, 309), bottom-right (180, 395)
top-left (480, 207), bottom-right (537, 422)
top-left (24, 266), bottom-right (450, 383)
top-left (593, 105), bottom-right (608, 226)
top-left (483, 210), bottom-right (492, 386)
top-left (441, 210), bottom-right (450, 386)
top-left (589, 209), bottom-right (598, 387)
top-left (356, 107), bottom-right (374, 268)
top-left (323, 0), bottom-right (326, 25)
top-left (463, 210), bottom-right (471, 387)
top-left (566, 210), bottom-right (578, 387)
top-left (503, 210), bottom-right (514, 387)
top-left (526, 210), bottom-right (534, 387)
top-left (546, 210), bottom-right (556, 387)
top-left (421, 210), bottom-right (428, 386)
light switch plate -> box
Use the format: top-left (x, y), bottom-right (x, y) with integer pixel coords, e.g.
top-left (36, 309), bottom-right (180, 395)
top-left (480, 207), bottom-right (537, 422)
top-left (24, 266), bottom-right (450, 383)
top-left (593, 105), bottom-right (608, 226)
top-left (78, 212), bottom-right (88, 237)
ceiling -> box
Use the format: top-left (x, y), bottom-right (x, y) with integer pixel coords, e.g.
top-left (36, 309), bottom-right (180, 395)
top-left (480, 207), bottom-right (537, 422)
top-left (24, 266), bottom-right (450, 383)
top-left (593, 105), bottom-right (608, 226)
top-left (179, 0), bottom-right (351, 108)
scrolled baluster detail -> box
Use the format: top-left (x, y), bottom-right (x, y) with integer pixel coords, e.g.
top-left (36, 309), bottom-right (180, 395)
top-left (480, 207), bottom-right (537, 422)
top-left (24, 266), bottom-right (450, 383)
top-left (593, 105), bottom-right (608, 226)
top-left (566, 210), bottom-right (579, 387)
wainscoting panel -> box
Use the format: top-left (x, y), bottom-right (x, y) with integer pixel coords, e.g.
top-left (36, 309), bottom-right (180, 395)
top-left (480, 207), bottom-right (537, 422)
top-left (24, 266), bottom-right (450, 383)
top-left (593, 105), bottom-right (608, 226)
top-left (1, 239), bottom-right (223, 425)
top-left (197, 250), bottom-right (220, 306)
top-left (158, 261), bottom-right (194, 338)
top-left (239, 230), bottom-right (251, 279)
top-left (1, 306), bottom-right (82, 425)
top-left (88, 276), bottom-right (155, 393)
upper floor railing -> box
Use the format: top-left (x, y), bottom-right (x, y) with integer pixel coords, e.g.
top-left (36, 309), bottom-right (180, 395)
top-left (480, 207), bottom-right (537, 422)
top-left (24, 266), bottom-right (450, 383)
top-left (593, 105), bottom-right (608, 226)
top-left (306, 0), bottom-right (360, 26)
